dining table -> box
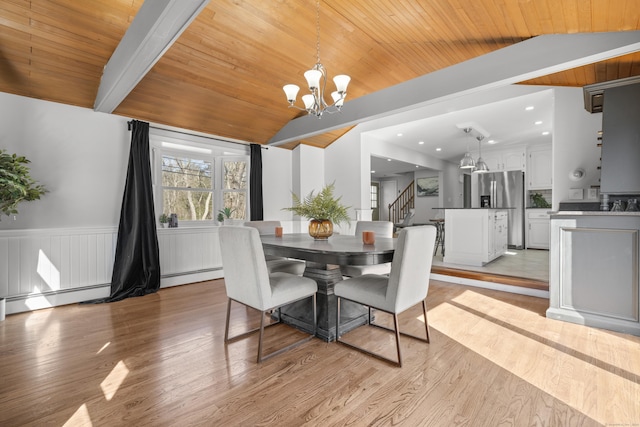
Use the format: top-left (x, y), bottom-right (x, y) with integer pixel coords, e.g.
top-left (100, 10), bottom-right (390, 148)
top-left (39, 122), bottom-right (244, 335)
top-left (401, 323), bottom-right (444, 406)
top-left (261, 233), bottom-right (396, 341)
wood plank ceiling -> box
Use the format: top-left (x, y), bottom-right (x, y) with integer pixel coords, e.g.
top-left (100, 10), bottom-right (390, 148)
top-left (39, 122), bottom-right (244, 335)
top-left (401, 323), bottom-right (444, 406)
top-left (1, 0), bottom-right (639, 149)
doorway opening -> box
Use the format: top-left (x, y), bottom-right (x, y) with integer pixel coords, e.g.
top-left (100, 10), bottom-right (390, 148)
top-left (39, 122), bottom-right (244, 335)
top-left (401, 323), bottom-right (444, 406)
top-left (371, 182), bottom-right (380, 220)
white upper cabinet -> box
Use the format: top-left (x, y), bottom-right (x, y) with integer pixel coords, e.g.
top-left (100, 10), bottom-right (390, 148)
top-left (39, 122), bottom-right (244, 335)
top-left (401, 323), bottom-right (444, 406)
top-left (528, 145), bottom-right (552, 190)
top-left (482, 147), bottom-right (526, 172)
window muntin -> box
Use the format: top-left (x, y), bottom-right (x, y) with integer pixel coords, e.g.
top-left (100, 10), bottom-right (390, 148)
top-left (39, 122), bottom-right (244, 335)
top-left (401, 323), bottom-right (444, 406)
top-left (370, 184), bottom-right (378, 209)
top-left (150, 130), bottom-right (249, 225)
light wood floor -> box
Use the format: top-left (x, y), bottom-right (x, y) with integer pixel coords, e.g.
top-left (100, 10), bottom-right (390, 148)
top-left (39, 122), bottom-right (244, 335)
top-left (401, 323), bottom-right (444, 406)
top-left (1, 279), bottom-right (639, 426)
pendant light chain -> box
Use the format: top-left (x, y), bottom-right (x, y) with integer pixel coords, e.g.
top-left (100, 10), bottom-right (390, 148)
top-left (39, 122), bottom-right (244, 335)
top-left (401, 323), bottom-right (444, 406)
top-left (315, 0), bottom-right (321, 64)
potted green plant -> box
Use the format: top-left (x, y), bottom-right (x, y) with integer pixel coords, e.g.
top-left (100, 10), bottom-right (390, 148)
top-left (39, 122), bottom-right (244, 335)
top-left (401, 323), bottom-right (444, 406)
top-left (159, 213), bottom-right (169, 228)
top-left (0, 150), bottom-right (47, 321)
top-left (283, 183), bottom-right (350, 239)
top-left (0, 149), bottom-right (47, 220)
top-left (531, 193), bottom-right (551, 208)
top-left (217, 207), bottom-right (235, 225)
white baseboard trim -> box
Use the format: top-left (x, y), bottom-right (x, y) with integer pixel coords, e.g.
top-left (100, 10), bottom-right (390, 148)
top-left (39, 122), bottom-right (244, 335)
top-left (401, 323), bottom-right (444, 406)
top-left (5, 269), bottom-right (224, 316)
top-left (160, 269), bottom-right (223, 288)
top-left (430, 273), bottom-right (550, 299)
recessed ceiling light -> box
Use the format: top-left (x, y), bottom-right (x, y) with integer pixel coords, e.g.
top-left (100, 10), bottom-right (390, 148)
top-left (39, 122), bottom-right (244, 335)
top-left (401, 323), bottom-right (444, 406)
top-left (535, 121), bottom-right (543, 125)
top-left (542, 131), bottom-right (550, 135)
top-left (487, 139), bottom-right (497, 144)
top-left (435, 147), bottom-right (442, 151)
top-left (397, 133), bottom-right (403, 137)
top-left (415, 165), bottom-right (419, 168)
top-left (525, 106), bottom-right (535, 111)
top-left (418, 141), bottom-right (424, 145)
top-left (387, 158), bottom-right (392, 161)
top-left (371, 170), bottom-right (375, 173)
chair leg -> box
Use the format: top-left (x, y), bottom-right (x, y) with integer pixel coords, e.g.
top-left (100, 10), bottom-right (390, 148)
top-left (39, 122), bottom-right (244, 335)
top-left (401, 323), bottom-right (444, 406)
top-left (336, 296), bottom-right (341, 340)
top-left (336, 297), bottom-right (430, 367)
top-left (257, 309), bottom-right (267, 363)
top-left (225, 298), bottom-right (281, 343)
top-left (256, 294), bottom-right (316, 363)
top-left (423, 299), bottom-right (430, 343)
top-left (336, 297), bottom-right (403, 367)
top-left (393, 313), bottom-right (402, 367)
top-left (224, 298), bottom-right (232, 342)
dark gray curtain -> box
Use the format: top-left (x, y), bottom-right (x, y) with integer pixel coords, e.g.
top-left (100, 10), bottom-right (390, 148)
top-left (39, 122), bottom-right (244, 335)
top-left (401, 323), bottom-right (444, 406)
top-left (86, 120), bottom-right (160, 303)
top-left (250, 143), bottom-right (264, 220)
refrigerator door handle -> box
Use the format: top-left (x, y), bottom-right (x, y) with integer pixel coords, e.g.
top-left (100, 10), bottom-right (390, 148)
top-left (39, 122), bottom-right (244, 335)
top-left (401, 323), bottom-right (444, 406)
top-left (490, 180), bottom-right (496, 208)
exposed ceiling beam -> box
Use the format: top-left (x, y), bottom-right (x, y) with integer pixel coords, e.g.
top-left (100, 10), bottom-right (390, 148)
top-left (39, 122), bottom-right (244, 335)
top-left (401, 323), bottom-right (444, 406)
top-left (94, 0), bottom-right (210, 113)
top-left (268, 31), bottom-right (640, 147)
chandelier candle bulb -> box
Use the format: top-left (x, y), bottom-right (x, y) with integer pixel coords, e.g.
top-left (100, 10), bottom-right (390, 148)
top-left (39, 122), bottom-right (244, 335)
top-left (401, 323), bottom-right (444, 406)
top-left (333, 75), bottom-right (351, 93)
top-left (283, 84), bottom-right (300, 103)
top-left (302, 94), bottom-right (315, 109)
top-left (304, 69), bottom-right (322, 89)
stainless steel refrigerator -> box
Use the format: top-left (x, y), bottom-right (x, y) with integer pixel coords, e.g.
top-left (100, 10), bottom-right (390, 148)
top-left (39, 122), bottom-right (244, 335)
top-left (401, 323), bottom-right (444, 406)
top-left (475, 171), bottom-right (525, 249)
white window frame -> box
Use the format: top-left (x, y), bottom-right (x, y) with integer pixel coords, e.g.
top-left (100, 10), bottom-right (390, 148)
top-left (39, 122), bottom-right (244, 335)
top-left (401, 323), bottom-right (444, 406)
top-left (149, 128), bottom-right (250, 226)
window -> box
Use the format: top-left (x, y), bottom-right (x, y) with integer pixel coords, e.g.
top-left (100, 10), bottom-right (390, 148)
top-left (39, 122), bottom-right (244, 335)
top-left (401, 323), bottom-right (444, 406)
top-left (222, 159), bottom-right (247, 219)
top-left (370, 184), bottom-right (378, 209)
top-left (162, 155), bottom-right (213, 220)
top-left (150, 129), bottom-right (250, 225)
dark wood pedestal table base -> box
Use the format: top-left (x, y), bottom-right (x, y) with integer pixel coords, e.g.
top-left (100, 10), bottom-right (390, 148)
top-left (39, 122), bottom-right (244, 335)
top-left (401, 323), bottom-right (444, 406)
top-left (261, 234), bottom-right (396, 342)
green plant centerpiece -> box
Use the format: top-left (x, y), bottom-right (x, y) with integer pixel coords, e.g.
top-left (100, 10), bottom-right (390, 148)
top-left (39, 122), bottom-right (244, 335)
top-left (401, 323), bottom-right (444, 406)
top-left (283, 183), bottom-right (350, 239)
top-left (0, 150), bottom-right (47, 219)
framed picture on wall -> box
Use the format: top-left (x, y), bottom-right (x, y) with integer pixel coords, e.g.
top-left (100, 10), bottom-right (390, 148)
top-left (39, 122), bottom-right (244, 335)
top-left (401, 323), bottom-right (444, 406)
top-left (417, 177), bottom-right (438, 197)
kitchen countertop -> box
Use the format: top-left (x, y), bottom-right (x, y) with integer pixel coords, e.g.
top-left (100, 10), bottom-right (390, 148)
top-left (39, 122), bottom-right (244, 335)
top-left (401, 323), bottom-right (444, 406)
top-left (551, 210), bottom-right (640, 217)
top-left (432, 207), bottom-right (513, 209)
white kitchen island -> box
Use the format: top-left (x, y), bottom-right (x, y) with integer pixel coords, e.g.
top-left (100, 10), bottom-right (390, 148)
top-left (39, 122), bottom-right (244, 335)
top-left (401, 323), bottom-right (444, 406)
top-left (442, 208), bottom-right (508, 266)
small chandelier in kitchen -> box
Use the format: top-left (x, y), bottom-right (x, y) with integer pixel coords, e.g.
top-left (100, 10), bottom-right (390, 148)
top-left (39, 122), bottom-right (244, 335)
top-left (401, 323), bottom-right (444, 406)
top-left (282, 0), bottom-right (350, 118)
top-left (459, 128), bottom-right (476, 169)
top-left (474, 135), bottom-right (490, 173)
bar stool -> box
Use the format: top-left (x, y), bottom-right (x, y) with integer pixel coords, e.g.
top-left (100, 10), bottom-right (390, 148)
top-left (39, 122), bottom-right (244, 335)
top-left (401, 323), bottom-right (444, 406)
top-left (430, 218), bottom-right (445, 256)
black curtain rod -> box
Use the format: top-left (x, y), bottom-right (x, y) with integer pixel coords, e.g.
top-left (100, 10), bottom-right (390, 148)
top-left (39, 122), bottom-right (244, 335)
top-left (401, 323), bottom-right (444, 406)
top-left (127, 120), bottom-right (268, 150)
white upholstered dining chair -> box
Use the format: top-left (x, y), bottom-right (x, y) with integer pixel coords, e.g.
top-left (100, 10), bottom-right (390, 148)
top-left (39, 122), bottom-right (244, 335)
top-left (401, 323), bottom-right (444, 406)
top-left (341, 220), bottom-right (393, 278)
top-left (335, 225), bottom-right (436, 367)
top-left (244, 220), bottom-right (306, 275)
top-left (219, 226), bottom-right (317, 363)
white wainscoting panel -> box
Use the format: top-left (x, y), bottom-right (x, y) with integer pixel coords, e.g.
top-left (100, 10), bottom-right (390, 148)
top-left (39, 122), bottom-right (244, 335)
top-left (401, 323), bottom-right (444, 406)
top-left (157, 227), bottom-right (222, 276)
top-left (0, 228), bottom-right (117, 298)
top-left (1, 226), bottom-right (223, 315)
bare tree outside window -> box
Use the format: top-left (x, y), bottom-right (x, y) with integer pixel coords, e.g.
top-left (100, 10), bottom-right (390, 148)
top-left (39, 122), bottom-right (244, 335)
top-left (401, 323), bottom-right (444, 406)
top-left (222, 160), bottom-right (247, 219)
top-left (162, 155), bottom-right (213, 220)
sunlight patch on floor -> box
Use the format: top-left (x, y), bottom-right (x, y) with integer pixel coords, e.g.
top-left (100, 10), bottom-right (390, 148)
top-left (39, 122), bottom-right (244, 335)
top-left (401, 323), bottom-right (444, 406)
top-left (63, 404), bottom-right (92, 427)
top-left (97, 342), bottom-right (110, 355)
top-left (429, 289), bottom-right (640, 425)
top-left (100, 360), bottom-right (130, 401)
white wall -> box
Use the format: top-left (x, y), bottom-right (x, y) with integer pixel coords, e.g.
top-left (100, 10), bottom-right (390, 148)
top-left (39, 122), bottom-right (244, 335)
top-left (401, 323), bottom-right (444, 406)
top-left (552, 87), bottom-right (603, 208)
top-left (414, 170), bottom-right (442, 223)
top-left (324, 128), bottom-right (364, 217)
top-left (0, 92), bottom-right (130, 230)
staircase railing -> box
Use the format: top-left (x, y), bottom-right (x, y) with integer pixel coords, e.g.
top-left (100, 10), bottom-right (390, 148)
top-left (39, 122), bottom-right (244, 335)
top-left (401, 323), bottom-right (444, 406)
top-left (388, 180), bottom-right (414, 224)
